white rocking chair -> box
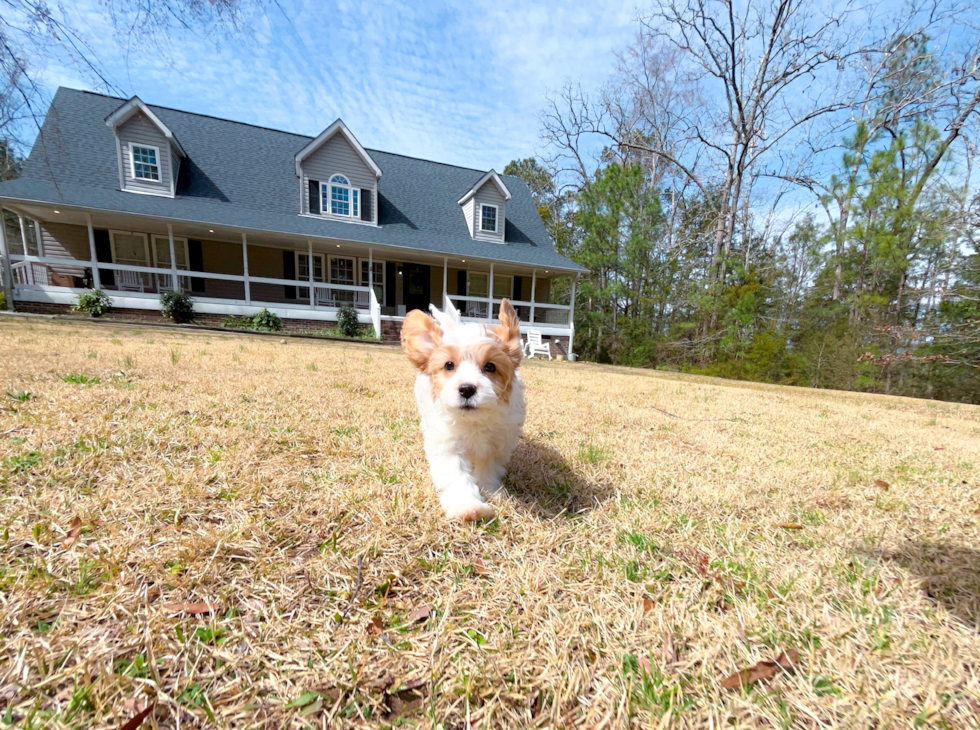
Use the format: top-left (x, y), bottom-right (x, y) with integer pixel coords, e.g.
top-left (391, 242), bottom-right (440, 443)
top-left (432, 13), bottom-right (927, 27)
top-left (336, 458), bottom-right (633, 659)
top-left (525, 329), bottom-right (552, 360)
top-left (116, 269), bottom-right (145, 292)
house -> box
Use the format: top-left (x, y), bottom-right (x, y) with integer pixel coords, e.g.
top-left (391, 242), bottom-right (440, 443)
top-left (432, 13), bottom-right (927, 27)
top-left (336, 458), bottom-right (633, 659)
top-left (0, 88), bottom-right (586, 352)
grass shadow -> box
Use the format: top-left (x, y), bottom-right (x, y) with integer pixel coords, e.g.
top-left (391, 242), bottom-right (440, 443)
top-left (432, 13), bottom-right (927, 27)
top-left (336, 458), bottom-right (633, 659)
top-left (503, 438), bottom-right (613, 518)
top-left (875, 541), bottom-right (980, 630)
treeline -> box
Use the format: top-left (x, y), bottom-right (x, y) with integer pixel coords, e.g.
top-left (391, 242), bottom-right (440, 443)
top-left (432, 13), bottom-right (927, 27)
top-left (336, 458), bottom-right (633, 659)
top-left (507, 1), bottom-right (980, 403)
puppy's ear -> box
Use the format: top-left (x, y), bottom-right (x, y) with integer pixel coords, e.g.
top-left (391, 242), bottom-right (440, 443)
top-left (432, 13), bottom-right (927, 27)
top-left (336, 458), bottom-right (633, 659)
top-left (493, 298), bottom-right (522, 367)
top-left (401, 309), bottom-right (442, 371)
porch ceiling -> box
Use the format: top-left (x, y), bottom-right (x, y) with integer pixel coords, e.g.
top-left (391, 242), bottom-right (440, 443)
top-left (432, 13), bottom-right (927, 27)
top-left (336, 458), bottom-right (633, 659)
top-left (4, 201), bottom-right (574, 277)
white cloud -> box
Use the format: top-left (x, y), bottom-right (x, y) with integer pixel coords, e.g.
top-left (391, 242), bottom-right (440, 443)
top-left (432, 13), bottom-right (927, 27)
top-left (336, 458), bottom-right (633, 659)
top-left (29, 0), bottom-right (636, 170)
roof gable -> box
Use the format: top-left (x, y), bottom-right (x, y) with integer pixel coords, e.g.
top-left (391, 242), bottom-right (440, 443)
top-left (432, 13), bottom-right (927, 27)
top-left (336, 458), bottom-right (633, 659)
top-left (105, 96), bottom-right (186, 157)
top-left (457, 169), bottom-right (511, 205)
top-left (294, 119), bottom-right (381, 179)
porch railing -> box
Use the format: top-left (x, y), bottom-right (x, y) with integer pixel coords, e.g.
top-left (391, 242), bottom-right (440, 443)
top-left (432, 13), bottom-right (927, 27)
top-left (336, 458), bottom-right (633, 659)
top-left (8, 253), bottom-right (382, 338)
top-left (446, 294), bottom-right (571, 327)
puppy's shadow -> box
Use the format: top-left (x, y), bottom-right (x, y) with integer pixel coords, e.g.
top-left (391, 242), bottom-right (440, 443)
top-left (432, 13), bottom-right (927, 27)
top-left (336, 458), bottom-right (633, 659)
top-left (503, 438), bottom-right (612, 518)
top-left (867, 541), bottom-right (980, 629)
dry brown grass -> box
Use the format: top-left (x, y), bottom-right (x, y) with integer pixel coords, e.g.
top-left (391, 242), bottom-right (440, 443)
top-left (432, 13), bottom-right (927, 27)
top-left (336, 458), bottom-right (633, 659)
top-left (1, 317), bottom-right (978, 729)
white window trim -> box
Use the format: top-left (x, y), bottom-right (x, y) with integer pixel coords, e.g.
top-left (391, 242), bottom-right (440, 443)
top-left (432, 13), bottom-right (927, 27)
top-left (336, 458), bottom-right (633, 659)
top-left (109, 230), bottom-right (150, 266)
top-left (129, 143), bottom-right (162, 183)
top-left (295, 251), bottom-right (326, 299)
top-left (150, 235), bottom-right (189, 270)
top-left (359, 258), bottom-right (386, 306)
top-left (480, 204), bottom-right (499, 233)
top-left (321, 174), bottom-right (360, 219)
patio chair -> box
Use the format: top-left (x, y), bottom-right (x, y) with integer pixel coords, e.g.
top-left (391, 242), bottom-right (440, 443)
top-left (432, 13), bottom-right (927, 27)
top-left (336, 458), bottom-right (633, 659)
top-left (116, 269), bottom-right (145, 292)
top-left (525, 329), bottom-right (552, 360)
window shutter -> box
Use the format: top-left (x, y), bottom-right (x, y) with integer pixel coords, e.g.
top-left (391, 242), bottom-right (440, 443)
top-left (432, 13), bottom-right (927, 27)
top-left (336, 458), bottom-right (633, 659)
top-left (308, 179), bottom-right (320, 215)
top-left (456, 270), bottom-right (466, 296)
top-left (283, 250), bottom-right (296, 299)
top-left (385, 261), bottom-right (396, 308)
top-left (360, 189), bottom-right (373, 222)
top-left (513, 276), bottom-right (523, 301)
top-left (188, 240), bottom-right (205, 293)
top-left (93, 229), bottom-right (114, 287)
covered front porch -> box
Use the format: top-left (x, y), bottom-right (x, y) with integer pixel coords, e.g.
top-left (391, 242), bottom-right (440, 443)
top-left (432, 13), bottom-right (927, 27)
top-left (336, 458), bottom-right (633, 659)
top-left (0, 203), bottom-right (578, 352)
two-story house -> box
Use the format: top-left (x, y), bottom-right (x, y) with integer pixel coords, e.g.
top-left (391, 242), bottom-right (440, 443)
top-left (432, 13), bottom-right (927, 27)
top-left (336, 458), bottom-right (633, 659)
top-left (0, 88), bottom-right (585, 352)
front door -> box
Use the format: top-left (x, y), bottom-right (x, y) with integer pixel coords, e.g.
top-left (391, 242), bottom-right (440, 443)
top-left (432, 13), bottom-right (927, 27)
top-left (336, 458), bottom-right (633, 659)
top-left (403, 263), bottom-right (430, 312)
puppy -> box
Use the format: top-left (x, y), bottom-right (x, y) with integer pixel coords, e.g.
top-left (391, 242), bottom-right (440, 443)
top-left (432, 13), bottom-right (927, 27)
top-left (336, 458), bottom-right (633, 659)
top-left (401, 299), bottom-right (525, 521)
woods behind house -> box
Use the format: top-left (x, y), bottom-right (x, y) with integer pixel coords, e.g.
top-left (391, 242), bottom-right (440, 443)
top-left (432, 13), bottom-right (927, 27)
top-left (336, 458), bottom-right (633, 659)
top-left (509, 0), bottom-right (980, 403)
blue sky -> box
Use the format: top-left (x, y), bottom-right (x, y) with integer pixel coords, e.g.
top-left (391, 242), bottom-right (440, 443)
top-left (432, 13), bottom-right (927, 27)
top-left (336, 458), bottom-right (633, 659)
top-left (34, 0), bottom-right (638, 171)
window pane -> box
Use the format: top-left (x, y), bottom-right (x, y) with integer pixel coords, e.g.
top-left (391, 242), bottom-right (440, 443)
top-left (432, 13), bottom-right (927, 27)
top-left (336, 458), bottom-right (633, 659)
top-left (132, 146), bottom-right (159, 181)
top-left (113, 234), bottom-right (147, 264)
top-left (331, 257), bottom-right (354, 284)
top-left (468, 273), bottom-right (488, 297)
top-left (330, 175), bottom-right (350, 185)
top-left (331, 185), bottom-right (350, 216)
top-left (481, 205), bottom-right (497, 232)
top-left (493, 276), bottom-right (512, 298)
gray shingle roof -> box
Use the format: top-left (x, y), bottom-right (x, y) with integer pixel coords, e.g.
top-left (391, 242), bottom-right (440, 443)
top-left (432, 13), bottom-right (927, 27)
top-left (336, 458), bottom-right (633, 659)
top-left (0, 88), bottom-right (586, 273)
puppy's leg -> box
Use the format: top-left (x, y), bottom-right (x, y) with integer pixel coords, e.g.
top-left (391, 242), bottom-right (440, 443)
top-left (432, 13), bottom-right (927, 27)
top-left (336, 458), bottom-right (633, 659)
top-left (474, 458), bottom-right (509, 499)
top-left (428, 451), bottom-right (495, 522)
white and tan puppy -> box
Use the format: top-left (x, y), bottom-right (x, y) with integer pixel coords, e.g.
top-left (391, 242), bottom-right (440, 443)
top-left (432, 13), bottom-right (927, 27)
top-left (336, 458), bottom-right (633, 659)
top-left (401, 299), bottom-right (525, 521)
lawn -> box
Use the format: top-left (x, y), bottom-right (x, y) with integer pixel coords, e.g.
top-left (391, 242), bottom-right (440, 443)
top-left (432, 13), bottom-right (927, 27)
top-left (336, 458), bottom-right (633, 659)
top-left (0, 317), bottom-right (978, 729)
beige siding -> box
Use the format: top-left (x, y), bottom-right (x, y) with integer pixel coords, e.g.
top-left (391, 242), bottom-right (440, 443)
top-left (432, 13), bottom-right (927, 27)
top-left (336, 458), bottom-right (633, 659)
top-left (40, 222), bottom-right (90, 261)
top-left (430, 266), bottom-right (444, 306)
top-left (246, 244), bottom-right (297, 304)
top-left (117, 111), bottom-right (173, 196)
top-left (38, 222), bottom-right (89, 281)
top-left (472, 183), bottom-right (506, 242)
top-left (535, 278), bottom-right (551, 303)
top-left (301, 134), bottom-right (377, 222)
top-left (199, 240), bottom-right (245, 300)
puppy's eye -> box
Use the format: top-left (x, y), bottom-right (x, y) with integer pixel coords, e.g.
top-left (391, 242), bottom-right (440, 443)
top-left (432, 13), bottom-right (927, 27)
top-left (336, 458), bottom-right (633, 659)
top-left (444, 361), bottom-right (455, 372)
top-left (483, 362), bottom-right (496, 373)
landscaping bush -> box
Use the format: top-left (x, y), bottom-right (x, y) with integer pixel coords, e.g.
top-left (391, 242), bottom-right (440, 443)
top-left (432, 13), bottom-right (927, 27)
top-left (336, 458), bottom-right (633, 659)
top-left (72, 290), bottom-right (112, 317)
top-left (0, 291), bottom-right (6, 311)
top-left (160, 291), bottom-right (194, 323)
top-left (221, 308), bottom-right (283, 332)
top-left (336, 304), bottom-right (361, 338)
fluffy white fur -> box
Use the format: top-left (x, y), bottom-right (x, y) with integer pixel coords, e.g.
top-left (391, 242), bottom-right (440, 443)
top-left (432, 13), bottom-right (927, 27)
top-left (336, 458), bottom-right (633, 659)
top-left (402, 302), bottom-right (525, 521)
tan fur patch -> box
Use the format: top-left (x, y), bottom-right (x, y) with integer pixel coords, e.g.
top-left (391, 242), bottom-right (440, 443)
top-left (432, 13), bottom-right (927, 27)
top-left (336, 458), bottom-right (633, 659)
top-left (401, 310), bottom-right (441, 371)
top-left (425, 345), bottom-right (462, 401)
top-left (471, 340), bottom-right (516, 404)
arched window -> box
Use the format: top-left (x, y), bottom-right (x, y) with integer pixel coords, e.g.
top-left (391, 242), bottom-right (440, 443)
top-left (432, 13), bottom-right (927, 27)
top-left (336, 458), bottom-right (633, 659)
top-left (321, 174), bottom-right (359, 218)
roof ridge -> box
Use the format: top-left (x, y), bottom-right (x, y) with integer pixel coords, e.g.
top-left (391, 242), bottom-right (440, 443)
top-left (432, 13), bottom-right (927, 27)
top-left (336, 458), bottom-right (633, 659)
top-left (60, 87), bottom-right (497, 174)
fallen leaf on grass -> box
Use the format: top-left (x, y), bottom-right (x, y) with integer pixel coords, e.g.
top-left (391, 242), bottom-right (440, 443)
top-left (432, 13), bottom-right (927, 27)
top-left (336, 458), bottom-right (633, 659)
top-left (945, 464), bottom-right (966, 472)
top-left (776, 523), bottom-right (803, 530)
top-left (407, 605), bottom-right (431, 623)
top-left (163, 602), bottom-right (220, 615)
top-left (721, 649), bottom-right (800, 690)
top-left (473, 558), bottom-right (490, 577)
top-left (63, 517), bottom-right (82, 548)
top-left (119, 704), bottom-right (154, 730)
top-left (637, 656), bottom-right (653, 673)
top-left (642, 598), bottom-right (655, 612)
top-left (874, 479), bottom-right (890, 489)
top-left (366, 616), bottom-right (384, 636)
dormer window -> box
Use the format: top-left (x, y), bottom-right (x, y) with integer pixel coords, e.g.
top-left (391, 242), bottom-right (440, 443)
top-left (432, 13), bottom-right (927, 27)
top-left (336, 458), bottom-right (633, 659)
top-left (322, 174), bottom-right (359, 218)
top-left (131, 144), bottom-right (160, 181)
top-left (481, 204), bottom-right (498, 233)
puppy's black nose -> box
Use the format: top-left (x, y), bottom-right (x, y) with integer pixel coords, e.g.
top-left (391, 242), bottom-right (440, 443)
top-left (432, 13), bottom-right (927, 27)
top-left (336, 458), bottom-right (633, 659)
top-left (458, 383), bottom-right (477, 400)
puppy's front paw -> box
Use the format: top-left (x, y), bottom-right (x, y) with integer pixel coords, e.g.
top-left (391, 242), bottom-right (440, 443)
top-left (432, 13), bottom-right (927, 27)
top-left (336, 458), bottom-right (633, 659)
top-left (443, 498), bottom-right (495, 522)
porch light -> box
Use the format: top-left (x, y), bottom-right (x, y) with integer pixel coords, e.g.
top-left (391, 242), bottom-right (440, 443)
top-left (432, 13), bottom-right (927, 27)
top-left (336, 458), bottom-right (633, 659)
top-left (53, 210), bottom-right (60, 214)
top-left (336, 244), bottom-right (341, 248)
top-left (209, 229), bottom-right (214, 233)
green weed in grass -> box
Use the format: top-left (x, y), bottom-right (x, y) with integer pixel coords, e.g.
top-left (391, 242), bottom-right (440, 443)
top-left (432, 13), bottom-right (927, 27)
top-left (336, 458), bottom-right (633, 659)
top-left (62, 373), bottom-right (100, 385)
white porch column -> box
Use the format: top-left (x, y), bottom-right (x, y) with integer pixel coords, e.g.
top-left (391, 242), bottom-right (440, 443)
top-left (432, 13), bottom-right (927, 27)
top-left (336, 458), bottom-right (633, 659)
top-left (85, 213), bottom-right (101, 290)
top-left (34, 220), bottom-right (43, 258)
top-left (18, 214), bottom-right (28, 254)
top-left (529, 270), bottom-right (537, 325)
top-left (167, 223), bottom-right (178, 292)
top-left (0, 208), bottom-right (14, 306)
top-left (368, 248), bottom-right (373, 301)
top-left (568, 275), bottom-right (578, 358)
top-left (442, 257), bottom-right (448, 307)
top-left (241, 233), bottom-right (251, 303)
top-left (307, 240), bottom-right (315, 309)
top-left (487, 262), bottom-right (494, 321)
